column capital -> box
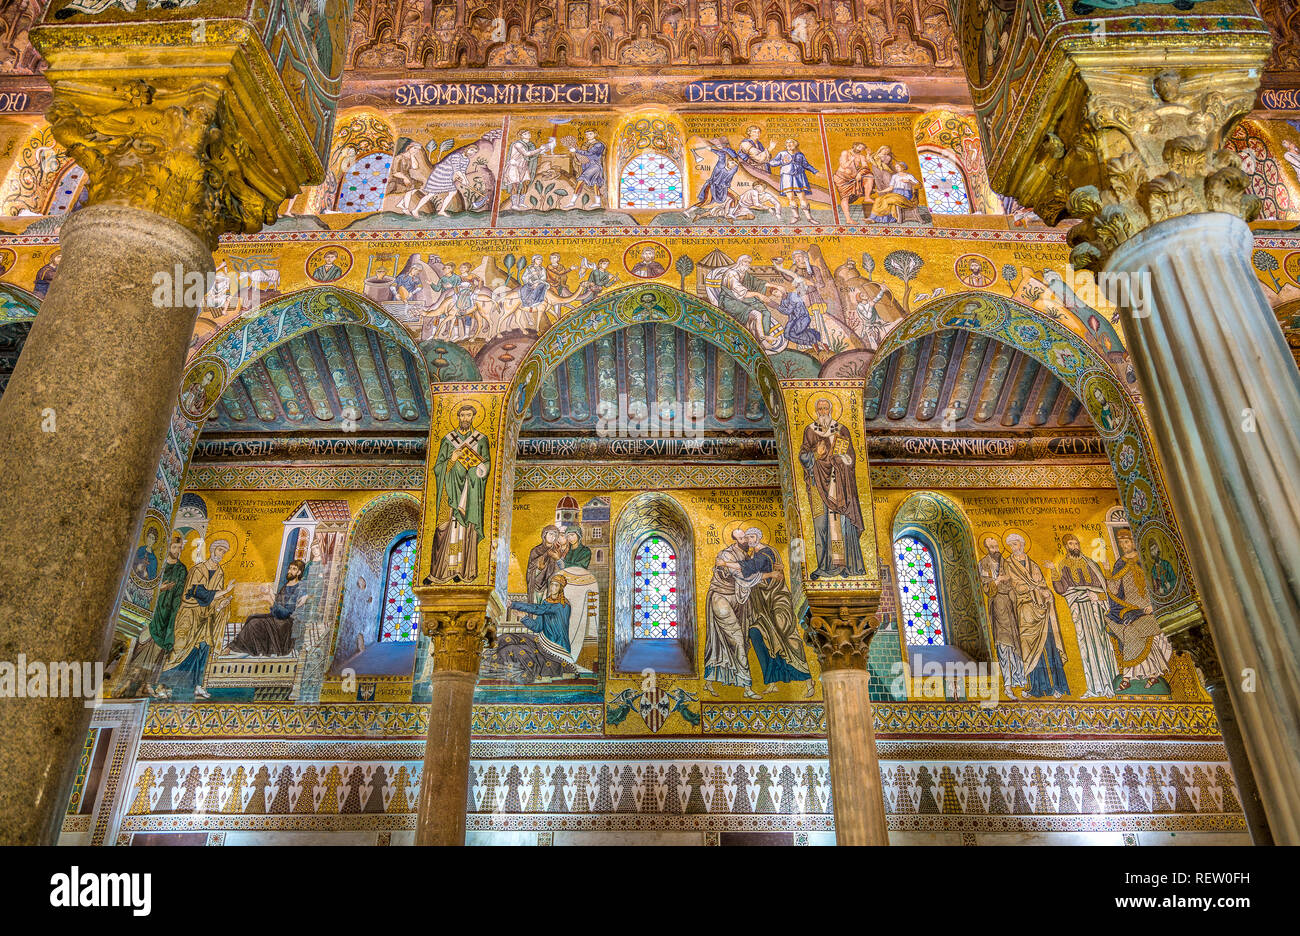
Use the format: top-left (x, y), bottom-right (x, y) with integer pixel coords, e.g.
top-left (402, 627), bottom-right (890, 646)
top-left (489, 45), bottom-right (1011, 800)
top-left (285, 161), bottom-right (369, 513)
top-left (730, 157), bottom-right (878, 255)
top-left (31, 0), bottom-right (350, 247)
top-left (43, 79), bottom-right (274, 249)
top-left (1165, 612), bottom-right (1224, 687)
top-left (420, 606), bottom-right (496, 675)
top-left (803, 597), bottom-right (881, 673)
top-left (1063, 66), bottom-right (1264, 269)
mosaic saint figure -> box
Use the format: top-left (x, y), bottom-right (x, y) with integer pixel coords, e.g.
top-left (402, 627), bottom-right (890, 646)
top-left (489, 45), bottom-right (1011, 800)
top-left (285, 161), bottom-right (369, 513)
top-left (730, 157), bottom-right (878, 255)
top-left (502, 129), bottom-right (556, 210)
top-left (510, 574), bottom-right (575, 661)
top-left (563, 528), bottom-right (591, 569)
top-left (564, 129), bottom-right (606, 209)
top-left (526, 524), bottom-right (565, 602)
top-left (768, 138), bottom-right (818, 224)
top-left (125, 534), bottom-right (188, 699)
top-left (736, 125), bottom-right (769, 171)
top-left (631, 246), bottom-right (666, 278)
top-left (412, 142), bottom-right (480, 217)
top-left (1146, 540), bottom-right (1177, 597)
top-left (1000, 533), bottom-right (1069, 698)
top-left (312, 249), bottom-right (345, 283)
top-left (227, 556), bottom-right (315, 658)
top-left (799, 398), bottom-right (866, 578)
top-left (714, 254), bottom-right (773, 330)
top-left (683, 139), bottom-right (743, 219)
top-left (703, 529), bottom-right (762, 699)
top-left (833, 142), bottom-right (874, 221)
top-left (1106, 528), bottom-right (1174, 690)
top-left (979, 535), bottom-right (1026, 695)
top-left (160, 538), bottom-right (236, 700)
top-left (1047, 533), bottom-right (1119, 699)
top-left (425, 404), bottom-right (491, 585)
top-left (132, 528), bottom-right (160, 582)
top-left (545, 252), bottom-right (577, 297)
top-left (727, 528), bottom-right (814, 697)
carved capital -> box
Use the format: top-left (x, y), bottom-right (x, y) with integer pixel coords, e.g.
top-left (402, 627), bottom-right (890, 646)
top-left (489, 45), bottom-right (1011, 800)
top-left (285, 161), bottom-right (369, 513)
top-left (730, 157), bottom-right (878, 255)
top-left (1167, 618), bottom-right (1224, 687)
top-left (45, 78), bottom-right (279, 249)
top-left (804, 602), bottom-right (880, 672)
top-left (1053, 67), bottom-right (1262, 268)
top-left (422, 608), bottom-right (496, 674)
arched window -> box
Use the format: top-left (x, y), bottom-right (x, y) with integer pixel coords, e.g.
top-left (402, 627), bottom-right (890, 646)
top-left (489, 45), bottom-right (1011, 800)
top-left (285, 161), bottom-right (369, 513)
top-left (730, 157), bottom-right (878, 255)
top-left (615, 116), bottom-right (686, 211)
top-left (918, 151), bottom-right (971, 215)
top-left (619, 153), bottom-right (684, 210)
top-left (378, 533), bottom-right (420, 642)
top-left (336, 152), bottom-right (393, 212)
top-left (632, 533), bottom-right (679, 639)
top-left (894, 534), bottom-right (945, 647)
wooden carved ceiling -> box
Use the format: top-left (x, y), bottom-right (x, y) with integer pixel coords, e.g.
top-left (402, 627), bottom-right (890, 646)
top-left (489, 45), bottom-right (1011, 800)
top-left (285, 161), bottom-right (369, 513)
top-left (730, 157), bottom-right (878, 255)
top-left (865, 330), bottom-right (1096, 434)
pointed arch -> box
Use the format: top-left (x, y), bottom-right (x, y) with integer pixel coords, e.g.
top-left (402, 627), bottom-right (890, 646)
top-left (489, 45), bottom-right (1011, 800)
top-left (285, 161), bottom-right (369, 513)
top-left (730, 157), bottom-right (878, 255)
top-left (868, 291), bottom-right (1198, 622)
top-left (0, 282), bottom-right (40, 324)
top-left (500, 284), bottom-right (805, 610)
top-left (891, 490), bottom-right (990, 663)
top-left (123, 287), bottom-right (430, 617)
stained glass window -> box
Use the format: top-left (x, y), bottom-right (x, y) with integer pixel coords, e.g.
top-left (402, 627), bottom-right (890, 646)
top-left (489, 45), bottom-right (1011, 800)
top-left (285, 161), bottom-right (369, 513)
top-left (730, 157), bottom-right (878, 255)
top-left (619, 154), bottom-right (684, 211)
top-left (633, 534), bottom-right (678, 638)
top-left (336, 152), bottom-right (393, 213)
top-left (895, 535), bottom-right (944, 646)
top-left (379, 534), bottom-right (420, 642)
top-left (918, 151), bottom-right (971, 215)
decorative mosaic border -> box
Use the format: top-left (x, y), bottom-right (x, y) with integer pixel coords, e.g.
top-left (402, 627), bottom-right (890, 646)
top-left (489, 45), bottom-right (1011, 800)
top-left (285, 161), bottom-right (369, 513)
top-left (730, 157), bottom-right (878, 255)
top-left (133, 735), bottom-right (1228, 766)
top-left (185, 464), bottom-right (425, 491)
top-left (117, 755), bottom-right (1244, 832)
top-left (0, 224), bottom-right (1075, 248)
top-left (179, 462), bottom-right (1119, 493)
top-left (141, 701), bottom-right (1223, 740)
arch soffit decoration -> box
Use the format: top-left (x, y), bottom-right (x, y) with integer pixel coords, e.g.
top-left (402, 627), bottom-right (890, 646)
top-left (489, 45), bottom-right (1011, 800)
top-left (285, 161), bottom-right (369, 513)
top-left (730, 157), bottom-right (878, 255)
top-left (0, 282), bottom-right (40, 323)
top-left (500, 282), bottom-right (805, 595)
top-left (126, 287), bottom-right (431, 615)
top-left (869, 291), bottom-right (1198, 621)
top-left (890, 489), bottom-right (991, 663)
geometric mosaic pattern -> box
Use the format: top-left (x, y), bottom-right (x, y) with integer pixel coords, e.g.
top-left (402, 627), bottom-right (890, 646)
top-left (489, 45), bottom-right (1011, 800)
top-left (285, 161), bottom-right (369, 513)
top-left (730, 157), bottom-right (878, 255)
top-left (632, 535), bottom-right (678, 639)
top-left (895, 535), bottom-right (944, 646)
top-left (379, 535), bottom-right (420, 642)
top-left (117, 755), bottom-right (1245, 834)
top-left (918, 151), bottom-right (970, 214)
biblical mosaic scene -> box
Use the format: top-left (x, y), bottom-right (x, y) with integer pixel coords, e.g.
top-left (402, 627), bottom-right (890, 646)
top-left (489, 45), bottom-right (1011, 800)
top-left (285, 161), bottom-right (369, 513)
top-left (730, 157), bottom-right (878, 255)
top-left (1, 0), bottom-right (1299, 856)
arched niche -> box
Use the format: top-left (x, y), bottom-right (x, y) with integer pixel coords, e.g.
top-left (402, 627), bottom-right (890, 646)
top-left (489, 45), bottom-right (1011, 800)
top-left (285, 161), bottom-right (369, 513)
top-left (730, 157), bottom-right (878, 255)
top-left (868, 291), bottom-right (1199, 624)
top-left (327, 492), bottom-right (424, 687)
top-left (891, 490), bottom-right (990, 663)
top-left (124, 287), bottom-right (429, 616)
top-left (500, 284), bottom-right (805, 616)
top-left (611, 492), bottom-right (698, 675)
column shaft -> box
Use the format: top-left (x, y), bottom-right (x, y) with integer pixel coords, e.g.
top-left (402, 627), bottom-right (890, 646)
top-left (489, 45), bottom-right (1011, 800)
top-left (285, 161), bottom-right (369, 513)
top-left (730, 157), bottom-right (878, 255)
top-left (822, 668), bottom-right (890, 846)
top-left (1108, 212), bottom-right (1300, 844)
top-left (415, 670), bottom-right (478, 846)
top-left (0, 205), bottom-right (209, 844)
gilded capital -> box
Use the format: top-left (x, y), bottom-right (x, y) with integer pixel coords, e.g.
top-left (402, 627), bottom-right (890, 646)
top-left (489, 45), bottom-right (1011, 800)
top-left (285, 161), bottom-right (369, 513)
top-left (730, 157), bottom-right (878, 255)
top-left (1061, 67), bottom-right (1264, 269)
top-left (45, 79), bottom-right (275, 248)
top-left (422, 608), bottom-right (496, 675)
top-left (804, 601), bottom-right (880, 672)
top-left (1166, 617), bottom-right (1224, 687)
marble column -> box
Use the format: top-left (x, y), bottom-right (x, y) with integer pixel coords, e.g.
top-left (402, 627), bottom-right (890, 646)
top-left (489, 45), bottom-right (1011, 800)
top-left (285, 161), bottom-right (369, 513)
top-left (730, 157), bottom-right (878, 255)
top-left (1168, 620), bottom-right (1273, 845)
top-left (805, 601), bottom-right (889, 846)
top-left (0, 0), bottom-right (336, 841)
top-left (0, 205), bottom-right (210, 845)
top-left (414, 606), bottom-right (494, 846)
top-left (1107, 212), bottom-right (1300, 843)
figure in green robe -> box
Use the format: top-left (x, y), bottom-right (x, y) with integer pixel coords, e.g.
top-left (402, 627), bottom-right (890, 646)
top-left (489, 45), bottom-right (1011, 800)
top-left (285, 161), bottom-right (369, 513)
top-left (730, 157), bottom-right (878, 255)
top-left (562, 528), bottom-right (591, 569)
top-left (425, 403), bottom-right (492, 584)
